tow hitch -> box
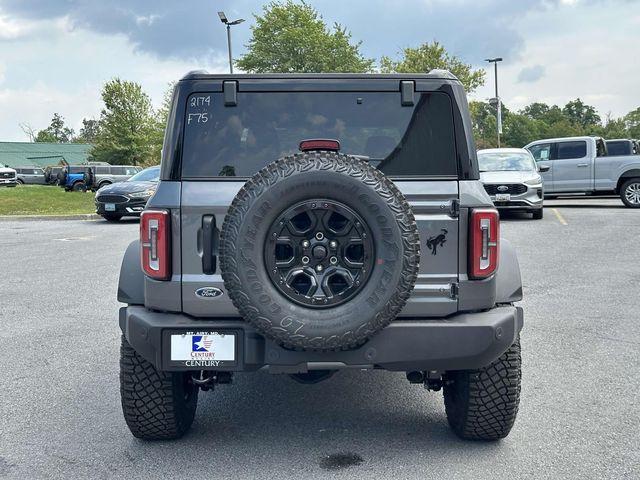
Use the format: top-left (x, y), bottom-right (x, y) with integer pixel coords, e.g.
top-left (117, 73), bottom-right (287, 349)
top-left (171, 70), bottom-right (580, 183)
top-left (406, 370), bottom-right (443, 391)
top-left (191, 371), bottom-right (233, 391)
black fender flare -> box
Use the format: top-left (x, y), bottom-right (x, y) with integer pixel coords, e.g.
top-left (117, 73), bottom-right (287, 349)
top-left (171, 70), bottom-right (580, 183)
top-left (495, 238), bottom-right (523, 303)
top-left (117, 240), bottom-right (145, 305)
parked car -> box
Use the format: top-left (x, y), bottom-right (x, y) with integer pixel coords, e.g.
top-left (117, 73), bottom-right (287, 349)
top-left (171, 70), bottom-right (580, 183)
top-left (606, 138), bottom-right (638, 156)
top-left (44, 166), bottom-right (64, 185)
top-left (117, 71), bottom-right (524, 442)
top-left (478, 148), bottom-right (546, 219)
top-left (15, 166), bottom-right (46, 185)
top-left (0, 165), bottom-right (17, 187)
top-left (57, 165), bottom-right (92, 191)
top-left (91, 165), bottom-right (142, 190)
top-left (95, 165), bottom-right (159, 221)
top-left (525, 136), bottom-right (640, 208)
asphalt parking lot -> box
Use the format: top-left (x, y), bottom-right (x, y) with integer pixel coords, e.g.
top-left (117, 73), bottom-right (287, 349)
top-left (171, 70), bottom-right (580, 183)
top-left (0, 197), bottom-right (638, 480)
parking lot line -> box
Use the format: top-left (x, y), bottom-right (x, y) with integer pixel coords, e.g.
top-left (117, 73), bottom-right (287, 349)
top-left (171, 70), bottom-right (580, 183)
top-left (551, 208), bottom-right (568, 225)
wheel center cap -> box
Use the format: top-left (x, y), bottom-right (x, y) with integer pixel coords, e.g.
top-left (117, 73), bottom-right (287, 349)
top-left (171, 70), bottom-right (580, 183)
top-left (312, 245), bottom-right (327, 260)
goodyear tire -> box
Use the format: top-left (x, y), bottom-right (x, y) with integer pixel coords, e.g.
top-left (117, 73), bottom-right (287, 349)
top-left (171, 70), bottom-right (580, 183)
top-left (220, 151), bottom-right (420, 351)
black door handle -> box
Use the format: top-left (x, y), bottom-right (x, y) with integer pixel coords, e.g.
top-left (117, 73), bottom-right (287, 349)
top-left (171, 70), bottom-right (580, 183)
top-left (202, 215), bottom-right (217, 274)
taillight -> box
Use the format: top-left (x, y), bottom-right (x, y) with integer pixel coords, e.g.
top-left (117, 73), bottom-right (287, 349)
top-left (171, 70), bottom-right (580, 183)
top-left (469, 208), bottom-right (499, 279)
top-left (141, 210), bottom-right (171, 280)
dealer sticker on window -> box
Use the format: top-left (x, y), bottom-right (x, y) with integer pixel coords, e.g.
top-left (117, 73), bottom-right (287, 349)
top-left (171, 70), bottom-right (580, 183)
top-left (170, 332), bottom-right (235, 367)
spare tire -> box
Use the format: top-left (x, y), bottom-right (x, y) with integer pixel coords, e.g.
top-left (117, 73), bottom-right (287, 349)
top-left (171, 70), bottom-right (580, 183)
top-left (220, 151), bottom-right (420, 351)
top-left (84, 168), bottom-right (95, 190)
top-left (57, 170), bottom-right (67, 187)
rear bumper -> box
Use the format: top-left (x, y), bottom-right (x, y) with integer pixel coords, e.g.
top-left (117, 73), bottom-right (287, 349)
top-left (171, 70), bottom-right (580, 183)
top-left (119, 305), bottom-right (524, 373)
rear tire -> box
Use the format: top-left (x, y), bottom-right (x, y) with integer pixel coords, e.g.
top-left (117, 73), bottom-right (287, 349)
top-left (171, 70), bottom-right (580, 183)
top-left (102, 214), bottom-right (123, 222)
top-left (532, 209), bottom-right (543, 220)
top-left (443, 336), bottom-right (521, 441)
top-left (620, 178), bottom-right (640, 208)
top-left (72, 181), bottom-right (85, 192)
top-left (120, 336), bottom-right (198, 440)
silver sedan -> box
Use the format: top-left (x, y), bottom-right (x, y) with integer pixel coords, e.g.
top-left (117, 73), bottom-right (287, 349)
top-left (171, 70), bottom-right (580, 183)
top-left (478, 148), bottom-right (547, 219)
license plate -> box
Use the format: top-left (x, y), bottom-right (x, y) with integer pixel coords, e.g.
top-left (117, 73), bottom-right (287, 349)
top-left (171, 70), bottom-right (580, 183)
top-left (170, 332), bottom-right (235, 362)
top-left (105, 203), bottom-right (116, 211)
top-left (495, 193), bottom-right (511, 202)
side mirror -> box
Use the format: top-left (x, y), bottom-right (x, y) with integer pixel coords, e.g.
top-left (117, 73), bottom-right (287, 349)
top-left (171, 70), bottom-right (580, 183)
top-left (538, 165), bottom-right (551, 173)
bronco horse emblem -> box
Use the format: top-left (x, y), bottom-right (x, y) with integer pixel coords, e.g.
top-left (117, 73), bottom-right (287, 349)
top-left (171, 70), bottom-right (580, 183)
top-left (426, 228), bottom-right (448, 255)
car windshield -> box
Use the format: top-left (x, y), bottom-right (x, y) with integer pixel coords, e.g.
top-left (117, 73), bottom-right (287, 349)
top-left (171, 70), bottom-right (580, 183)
top-left (478, 152), bottom-right (536, 172)
top-left (128, 167), bottom-right (160, 182)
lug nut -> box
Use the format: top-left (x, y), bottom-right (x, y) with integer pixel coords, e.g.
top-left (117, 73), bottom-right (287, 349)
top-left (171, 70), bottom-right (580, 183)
top-left (302, 256), bottom-right (310, 264)
top-left (315, 232), bottom-right (324, 240)
top-left (330, 256), bottom-right (338, 265)
top-left (302, 240), bottom-right (310, 248)
top-left (316, 264), bottom-right (323, 272)
top-left (329, 240), bottom-right (337, 249)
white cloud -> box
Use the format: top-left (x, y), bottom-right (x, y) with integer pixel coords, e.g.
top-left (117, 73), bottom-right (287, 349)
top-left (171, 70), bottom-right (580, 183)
top-left (0, 19), bottom-right (228, 140)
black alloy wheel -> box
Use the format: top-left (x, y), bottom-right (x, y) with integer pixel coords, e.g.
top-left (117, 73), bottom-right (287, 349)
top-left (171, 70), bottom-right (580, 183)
top-left (264, 199), bottom-right (375, 308)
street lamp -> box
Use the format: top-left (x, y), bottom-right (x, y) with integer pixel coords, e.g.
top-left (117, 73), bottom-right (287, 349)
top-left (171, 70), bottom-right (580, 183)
top-left (218, 11), bottom-right (245, 74)
top-left (485, 57), bottom-right (503, 147)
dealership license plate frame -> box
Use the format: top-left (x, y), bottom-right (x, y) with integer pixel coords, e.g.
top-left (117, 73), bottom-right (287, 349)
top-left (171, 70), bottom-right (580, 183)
top-left (162, 329), bottom-right (240, 370)
top-left (495, 193), bottom-right (511, 202)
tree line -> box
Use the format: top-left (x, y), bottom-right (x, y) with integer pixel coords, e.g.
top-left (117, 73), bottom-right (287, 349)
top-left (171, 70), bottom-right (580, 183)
top-left (22, 0), bottom-right (640, 165)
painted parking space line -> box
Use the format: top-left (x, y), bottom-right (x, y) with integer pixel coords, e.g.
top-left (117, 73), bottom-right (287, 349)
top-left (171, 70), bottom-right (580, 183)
top-left (551, 208), bottom-right (568, 226)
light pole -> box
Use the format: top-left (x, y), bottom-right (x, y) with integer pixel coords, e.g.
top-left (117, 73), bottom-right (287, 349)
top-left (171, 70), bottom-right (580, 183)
top-left (218, 11), bottom-right (245, 74)
top-left (485, 57), bottom-right (503, 147)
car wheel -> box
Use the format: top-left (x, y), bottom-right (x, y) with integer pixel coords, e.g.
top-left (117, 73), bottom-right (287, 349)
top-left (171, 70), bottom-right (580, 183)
top-left (102, 214), bottom-right (123, 222)
top-left (443, 336), bottom-right (521, 441)
top-left (16, 179), bottom-right (24, 185)
top-left (72, 181), bottom-right (86, 192)
top-left (532, 209), bottom-right (543, 220)
top-left (120, 336), bottom-right (198, 440)
top-left (620, 178), bottom-right (640, 208)
top-left (220, 151), bottom-right (420, 351)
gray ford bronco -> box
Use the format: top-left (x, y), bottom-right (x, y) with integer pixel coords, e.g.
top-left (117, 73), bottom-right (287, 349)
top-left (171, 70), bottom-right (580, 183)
top-left (118, 71), bottom-right (524, 441)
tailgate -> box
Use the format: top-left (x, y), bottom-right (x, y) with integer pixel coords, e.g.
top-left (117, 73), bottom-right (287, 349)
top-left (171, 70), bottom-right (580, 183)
top-left (180, 180), bottom-right (459, 318)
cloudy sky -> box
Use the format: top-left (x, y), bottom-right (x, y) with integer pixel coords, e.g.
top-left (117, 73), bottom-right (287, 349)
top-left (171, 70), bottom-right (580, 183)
top-left (0, 0), bottom-right (638, 141)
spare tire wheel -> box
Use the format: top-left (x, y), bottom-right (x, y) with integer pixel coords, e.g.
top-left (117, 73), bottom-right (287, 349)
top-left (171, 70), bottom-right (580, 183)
top-left (220, 151), bottom-right (420, 351)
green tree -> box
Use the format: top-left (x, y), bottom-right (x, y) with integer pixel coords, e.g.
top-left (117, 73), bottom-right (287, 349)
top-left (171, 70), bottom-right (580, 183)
top-left (75, 118), bottom-right (101, 143)
top-left (236, 1), bottom-right (374, 73)
top-left (562, 98), bottom-right (601, 129)
top-left (624, 107), bottom-right (640, 138)
top-left (35, 113), bottom-right (75, 143)
top-left (91, 79), bottom-right (161, 166)
top-left (380, 41), bottom-right (485, 93)
top-left (469, 100), bottom-right (498, 148)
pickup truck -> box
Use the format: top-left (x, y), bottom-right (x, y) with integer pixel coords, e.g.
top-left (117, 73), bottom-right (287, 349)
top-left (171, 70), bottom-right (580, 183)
top-left (525, 136), bottom-right (640, 208)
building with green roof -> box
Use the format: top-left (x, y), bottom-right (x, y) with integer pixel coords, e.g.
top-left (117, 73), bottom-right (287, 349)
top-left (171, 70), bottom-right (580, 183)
top-left (0, 142), bottom-right (92, 168)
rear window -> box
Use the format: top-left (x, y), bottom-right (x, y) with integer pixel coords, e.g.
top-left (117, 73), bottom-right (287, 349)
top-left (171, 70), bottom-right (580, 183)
top-left (554, 141), bottom-right (586, 160)
top-left (606, 141), bottom-right (631, 156)
top-left (181, 91), bottom-right (458, 178)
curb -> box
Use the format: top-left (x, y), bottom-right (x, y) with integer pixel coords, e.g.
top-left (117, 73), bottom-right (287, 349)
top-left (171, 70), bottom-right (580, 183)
top-left (0, 214), bottom-right (102, 221)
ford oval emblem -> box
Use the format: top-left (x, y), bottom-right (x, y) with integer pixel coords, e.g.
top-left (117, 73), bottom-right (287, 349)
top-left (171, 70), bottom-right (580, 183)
top-left (195, 287), bottom-right (224, 298)
top-left (497, 185), bottom-right (509, 192)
